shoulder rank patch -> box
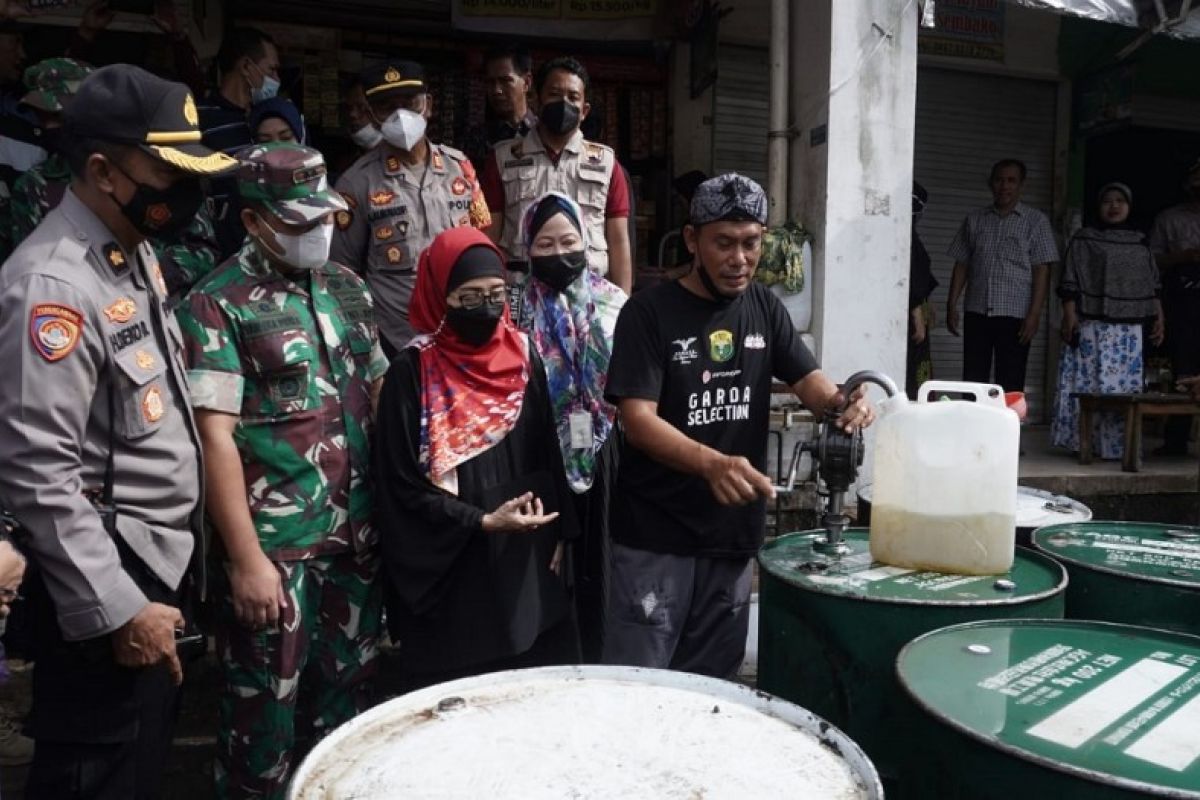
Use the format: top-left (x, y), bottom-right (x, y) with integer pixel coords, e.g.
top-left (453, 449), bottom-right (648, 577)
top-left (142, 384), bottom-right (165, 423)
top-left (103, 297), bottom-right (137, 324)
top-left (370, 189), bottom-right (395, 207)
top-left (585, 142), bottom-right (605, 162)
top-left (451, 176), bottom-right (469, 196)
top-left (103, 243), bottom-right (128, 273)
top-left (432, 152), bottom-right (445, 171)
top-left (30, 303), bottom-right (83, 362)
top-left (336, 210), bottom-right (353, 231)
top-left (385, 156), bottom-right (401, 174)
top-left (339, 191), bottom-right (358, 210)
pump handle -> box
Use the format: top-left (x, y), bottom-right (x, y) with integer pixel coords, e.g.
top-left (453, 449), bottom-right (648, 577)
top-left (916, 380), bottom-right (1007, 408)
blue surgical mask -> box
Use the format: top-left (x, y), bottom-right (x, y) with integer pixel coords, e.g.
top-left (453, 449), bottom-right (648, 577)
top-left (250, 64), bottom-right (280, 103)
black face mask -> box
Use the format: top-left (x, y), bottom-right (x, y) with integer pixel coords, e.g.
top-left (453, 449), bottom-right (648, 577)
top-left (530, 251), bottom-right (586, 292)
top-left (446, 304), bottom-right (504, 346)
top-left (110, 165), bottom-right (204, 238)
top-left (540, 100), bottom-right (581, 136)
top-left (695, 259), bottom-right (736, 305)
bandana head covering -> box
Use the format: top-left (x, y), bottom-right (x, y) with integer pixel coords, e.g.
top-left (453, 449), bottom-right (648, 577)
top-left (520, 192), bottom-right (625, 492)
top-left (690, 173), bottom-right (768, 226)
top-left (409, 227), bottom-right (529, 493)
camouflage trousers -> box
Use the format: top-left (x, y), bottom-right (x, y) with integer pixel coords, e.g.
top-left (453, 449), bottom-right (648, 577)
top-left (214, 549), bottom-right (382, 799)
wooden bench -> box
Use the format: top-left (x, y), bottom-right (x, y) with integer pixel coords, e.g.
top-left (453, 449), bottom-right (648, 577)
top-left (1072, 392), bottom-right (1200, 472)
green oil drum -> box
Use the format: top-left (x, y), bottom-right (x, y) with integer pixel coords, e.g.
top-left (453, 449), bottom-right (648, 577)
top-left (1032, 522), bottom-right (1200, 635)
top-left (898, 619), bottom-right (1200, 799)
top-left (757, 529), bottom-right (1067, 783)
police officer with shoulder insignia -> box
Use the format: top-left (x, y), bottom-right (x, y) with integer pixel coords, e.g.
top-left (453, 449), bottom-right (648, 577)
top-left (331, 60), bottom-right (492, 356)
top-left (0, 64), bottom-right (236, 799)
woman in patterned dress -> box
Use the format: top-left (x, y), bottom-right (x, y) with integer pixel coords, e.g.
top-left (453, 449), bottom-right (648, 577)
top-left (1051, 183), bottom-right (1164, 459)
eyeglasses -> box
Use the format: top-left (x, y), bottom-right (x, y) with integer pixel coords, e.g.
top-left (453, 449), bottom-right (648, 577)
top-left (454, 287), bottom-right (507, 310)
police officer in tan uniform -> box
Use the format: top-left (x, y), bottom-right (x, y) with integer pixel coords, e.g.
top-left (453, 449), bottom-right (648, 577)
top-left (0, 64), bottom-right (236, 799)
top-left (332, 61), bottom-right (491, 355)
top-left (483, 55), bottom-right (633, 294)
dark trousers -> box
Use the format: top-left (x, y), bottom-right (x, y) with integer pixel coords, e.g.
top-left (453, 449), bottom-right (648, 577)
top-left (25, 550), bottom-right (183, 800)
top-left (601, 542), bottom-right (752, 680)
top-left (963, 312), bottom-right (1029, 392)
top-left (1163, 292), bottom-right (1200, 452)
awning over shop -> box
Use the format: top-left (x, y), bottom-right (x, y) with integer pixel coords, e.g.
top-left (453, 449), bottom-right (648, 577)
top-left (925, 1), bottom-right (1200, 39)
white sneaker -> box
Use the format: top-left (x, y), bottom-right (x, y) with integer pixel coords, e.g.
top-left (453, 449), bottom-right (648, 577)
top-left (0, 705), bottom-right (33, 766)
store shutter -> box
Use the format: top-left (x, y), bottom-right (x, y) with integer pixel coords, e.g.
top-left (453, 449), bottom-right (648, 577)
top-left (712, 45), bottom-right (769, 186)
top-left (915, 67), bottom-right (1059, 421)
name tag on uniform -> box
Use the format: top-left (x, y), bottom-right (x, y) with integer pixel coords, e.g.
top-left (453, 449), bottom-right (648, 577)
top-left (503, 158), bottom-right (534, 168)
top-left (569, 411), bottom-right (593, 450)
top-left (579, 163), bottom-right (607, 173)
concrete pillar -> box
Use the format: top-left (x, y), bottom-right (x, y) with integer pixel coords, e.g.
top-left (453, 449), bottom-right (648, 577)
top-left (789, 0), bottom-right (916, 393)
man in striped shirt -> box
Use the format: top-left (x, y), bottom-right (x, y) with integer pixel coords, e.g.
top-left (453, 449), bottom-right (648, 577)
top-left (198, 27), bottom-right (280, 260)
top-left (946, 158), bottom-right (1059, 392)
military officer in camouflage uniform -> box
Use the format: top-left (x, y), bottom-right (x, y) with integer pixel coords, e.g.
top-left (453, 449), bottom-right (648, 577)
top-left (331, 60), bottom-right (491, 355)
top-left (0, 64), bottom-right (235, 800)
top-left (10, 57), bottom-right (222, 303)
top-left (177, 142), bottom-right (386, 800)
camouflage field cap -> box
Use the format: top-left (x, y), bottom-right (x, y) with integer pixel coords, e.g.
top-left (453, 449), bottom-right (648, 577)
top-left (690, 173), bottom-right (768, 226)
top-left (20, 58), bottom-right (93, 114)
top-left (237, 141), bottom-right (347, 224)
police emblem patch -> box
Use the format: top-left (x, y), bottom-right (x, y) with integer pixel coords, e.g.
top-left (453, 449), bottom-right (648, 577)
top-left (375, 226), bottom-right (394, 240)
top-left (135, 349), bottom-right (156, 370)
top-left (103, 297), bottom-right (137, 324)
top-left (370, 190), bottom-right (395, 207)
top-left (385, 246), bottom-right (403, 265)
top-left (709, 329), bottom-right (735, 363)
top-left (30, 303), bottom-right (83, 362)
top-left (384, 67), bottom-right (401, 83)
top-left (103, 243), bottom-right (127, 272)
top-left (451, 177), bottom-right (469, 196)
top-left (144, 203), bottom-right (171, 228)
top-left (336, 210), bottom-right (352, 230)
top-left (142, 385), bottom-right (164, 423)
top-left (385, 156), bottom-right (401, 173)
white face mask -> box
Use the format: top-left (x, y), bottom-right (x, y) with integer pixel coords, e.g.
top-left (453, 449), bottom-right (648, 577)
top-left (258, 218), bottom-right (334, 270)
top-left (350, 123), bottom-right (383, 150)
top-left (381, 108), bottom-right (427, 152)
top-left (250, 69), bottom-right (280, 104)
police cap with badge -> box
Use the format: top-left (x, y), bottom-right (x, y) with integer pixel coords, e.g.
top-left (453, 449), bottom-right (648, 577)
top-left (361, 60), bottom-right (427, 100)
top-left (63, 64), bottom-right (237, 177)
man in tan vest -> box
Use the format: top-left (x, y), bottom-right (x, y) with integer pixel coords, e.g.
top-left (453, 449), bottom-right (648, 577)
top-left (482, 56), bottom-right (632, 294)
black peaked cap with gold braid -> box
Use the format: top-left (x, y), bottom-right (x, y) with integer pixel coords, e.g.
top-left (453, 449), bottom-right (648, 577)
top-left (63, 64), bottom-right (237, 176)
top-left (361, 60), bottom-right (427, 99)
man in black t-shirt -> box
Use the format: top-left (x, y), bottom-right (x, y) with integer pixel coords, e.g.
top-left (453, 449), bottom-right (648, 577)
top-left (601, 173), bottom-right (874, 679)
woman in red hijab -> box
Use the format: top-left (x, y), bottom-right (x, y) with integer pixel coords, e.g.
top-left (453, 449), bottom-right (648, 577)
top-left (373, 227), bottom-right (581, 688)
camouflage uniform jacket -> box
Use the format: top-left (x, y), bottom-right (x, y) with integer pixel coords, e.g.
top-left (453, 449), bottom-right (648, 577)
top-left (11, 153), bottom-right (221, 302)
top-left (330, 141), bottom-right (491, 351)
top-left (177, 242), bottom-right (389, 559)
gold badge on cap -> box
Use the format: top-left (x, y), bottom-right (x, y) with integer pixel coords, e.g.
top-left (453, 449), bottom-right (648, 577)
top-left (183, 94), bottom-right (199, 127)
top-left (384, 67), bottom-right (401, 83)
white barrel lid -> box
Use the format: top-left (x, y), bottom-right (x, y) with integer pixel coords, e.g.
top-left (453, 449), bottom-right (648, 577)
top-left (288, 665), bottom-right (881, 800)
top-left (857, 484), bottom-right (1091, 529)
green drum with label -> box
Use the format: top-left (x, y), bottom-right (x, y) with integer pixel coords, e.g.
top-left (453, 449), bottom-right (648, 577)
top-left (757, 529), bottom-right (1067, 783)
top-left (898, 619), bottom-right (1200, 799)
top-left (1032, 522), bottom-right (1200, 635)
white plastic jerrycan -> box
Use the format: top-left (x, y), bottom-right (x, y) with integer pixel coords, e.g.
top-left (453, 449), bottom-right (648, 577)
top-left (869, 380), bottom-right (1019, 575)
